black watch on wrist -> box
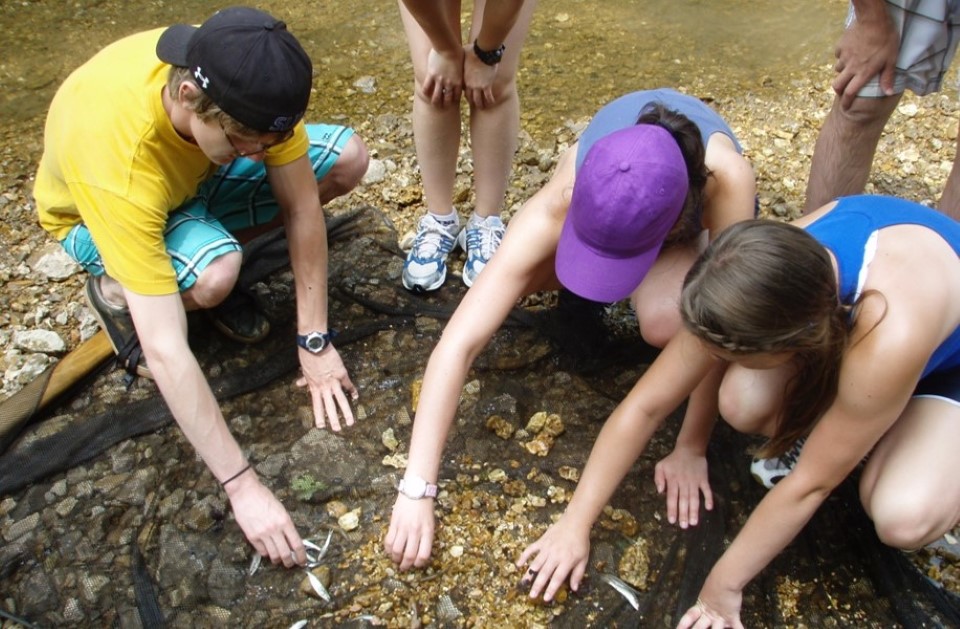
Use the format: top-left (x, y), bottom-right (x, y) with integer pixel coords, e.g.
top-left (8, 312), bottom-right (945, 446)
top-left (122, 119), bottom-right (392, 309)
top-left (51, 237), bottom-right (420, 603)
top-left (296, 329), bottom-right (337, 354)
top-left (473, 39), bottom-right (505, 66)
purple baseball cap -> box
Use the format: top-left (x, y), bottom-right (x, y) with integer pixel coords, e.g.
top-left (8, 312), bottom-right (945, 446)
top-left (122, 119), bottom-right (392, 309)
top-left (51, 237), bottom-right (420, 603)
top-left (156, 6), bottom-right (312, 133)
top-left (555, 124), bottom-right (689, 303)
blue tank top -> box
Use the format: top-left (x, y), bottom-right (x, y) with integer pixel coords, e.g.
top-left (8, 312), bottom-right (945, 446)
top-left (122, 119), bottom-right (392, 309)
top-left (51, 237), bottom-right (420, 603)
top-left (575, 89), bottom-right (742, 171)
top-left (806, 195), bottom-right (960, 377)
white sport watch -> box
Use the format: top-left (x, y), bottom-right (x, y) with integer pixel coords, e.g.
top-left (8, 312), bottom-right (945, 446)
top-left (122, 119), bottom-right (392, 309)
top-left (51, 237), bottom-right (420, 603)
top-left (398, 475), bottom-right (438, 500)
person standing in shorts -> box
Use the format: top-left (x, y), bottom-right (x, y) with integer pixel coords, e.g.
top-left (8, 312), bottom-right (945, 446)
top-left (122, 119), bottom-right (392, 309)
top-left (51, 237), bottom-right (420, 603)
top-left (805, 0), bottom-right (960, 217)
top-left (398, 0), bottom-right (537, 292)
top-left (33, 7), bottom-right (368, 566)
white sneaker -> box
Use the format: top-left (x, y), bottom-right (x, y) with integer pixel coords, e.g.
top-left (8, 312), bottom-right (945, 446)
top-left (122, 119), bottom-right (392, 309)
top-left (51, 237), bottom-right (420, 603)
top-left (458, 215), bottom-right (505, 287)
top-left (750, 437), bottom-right (806, 489)
top-left (402, 214), bottom-right (461, 292)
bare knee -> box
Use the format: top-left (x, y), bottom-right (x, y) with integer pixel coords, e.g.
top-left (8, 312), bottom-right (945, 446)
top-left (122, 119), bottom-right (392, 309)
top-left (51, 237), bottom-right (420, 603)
top-left (319, 134), bottom-right (369, 205)
top-left (468, 78), bottom-right (518, 115)
top-left (869, 502), bottom-right (942, 550)
top-left (824, 94), bottom-right (900, 140)
top-left (717, 380), bottom-right (753, 431)
top-left (634, 294), bottom-right (682, 349)
top-left (860, 469), bottom-right (953, 550)
top-left (189, 251), bottom-right (242, 309)
top-left (717, 371), bottom-right (777, 436)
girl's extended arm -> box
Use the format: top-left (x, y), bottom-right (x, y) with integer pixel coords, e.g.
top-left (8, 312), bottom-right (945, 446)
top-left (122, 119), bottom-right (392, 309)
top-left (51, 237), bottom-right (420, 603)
top-left (679, 311), bottom-right (933, 627)
top-left (518, 329), bottom-right (717, 601)
top-left (384, 148), bottom-right (577, 570)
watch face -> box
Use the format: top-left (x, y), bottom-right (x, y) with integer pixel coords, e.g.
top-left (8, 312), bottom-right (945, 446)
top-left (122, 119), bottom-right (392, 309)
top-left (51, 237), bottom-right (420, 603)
top-left (403, 477), bottom-right (426, 498)
top-left (306, 335), bottom-right (326, 351)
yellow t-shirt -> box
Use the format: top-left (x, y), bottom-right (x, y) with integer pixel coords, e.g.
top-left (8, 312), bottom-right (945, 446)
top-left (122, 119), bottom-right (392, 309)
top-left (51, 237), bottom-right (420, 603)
top-left (34, 27), bottom-right (308, 295)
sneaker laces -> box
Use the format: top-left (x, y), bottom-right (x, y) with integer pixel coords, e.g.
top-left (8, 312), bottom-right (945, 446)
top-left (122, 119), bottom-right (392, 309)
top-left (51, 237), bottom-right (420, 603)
top-left (466, 217), bottom-right (505, 260)
top-left (779, 436), bottom-right (807, 468)
top-left (411, 216), bottom-right (457, 259)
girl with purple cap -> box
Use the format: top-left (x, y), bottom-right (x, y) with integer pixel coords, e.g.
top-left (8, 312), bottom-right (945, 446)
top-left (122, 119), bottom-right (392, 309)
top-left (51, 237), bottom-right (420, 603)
top-left (520, 195), bottom-right (960, 627)
top-left (384, 88), bottom-right (756, 570)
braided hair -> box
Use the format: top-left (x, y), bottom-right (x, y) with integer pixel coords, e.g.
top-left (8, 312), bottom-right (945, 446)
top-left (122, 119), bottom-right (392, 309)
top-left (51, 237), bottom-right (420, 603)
top-left (680, 220), bottom-right (855, 458)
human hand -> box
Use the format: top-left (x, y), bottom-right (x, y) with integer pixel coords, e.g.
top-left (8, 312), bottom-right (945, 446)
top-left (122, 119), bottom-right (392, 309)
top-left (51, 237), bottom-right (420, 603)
top-left (676, 581), bottom-right (744, 629)
top-left (225, 472), bottom-right (306, 568)
top-left (832, 10), bottom-right (899, 108)
top-left (515, 518), bottom-right (590, 602)
top-left (383, 494), bottom-right (436, 570)
top-left (463, 46), bottom-right (498, 109)
top-left (296, 344), bottom-right (358, 431)
top-left (654, 447), bottom-right (713, 529)
top-left (421, 47), bottom-right (464, 107)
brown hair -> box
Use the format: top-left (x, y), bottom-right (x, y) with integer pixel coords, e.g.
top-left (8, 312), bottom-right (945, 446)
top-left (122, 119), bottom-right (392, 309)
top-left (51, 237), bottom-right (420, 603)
top-left (680, 219), bottom-right (860, 457)
top-left (636, 102), bottom-right (711, 247)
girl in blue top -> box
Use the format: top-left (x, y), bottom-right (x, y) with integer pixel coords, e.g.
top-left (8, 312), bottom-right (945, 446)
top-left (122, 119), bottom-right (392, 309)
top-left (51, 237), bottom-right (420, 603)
top-left (519, 195), bottom-right (960, 628)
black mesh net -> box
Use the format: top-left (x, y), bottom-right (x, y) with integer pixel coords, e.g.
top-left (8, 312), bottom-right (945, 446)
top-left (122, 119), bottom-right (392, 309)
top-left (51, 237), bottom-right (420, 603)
top-left (1, 206), bottom-right (959, 627)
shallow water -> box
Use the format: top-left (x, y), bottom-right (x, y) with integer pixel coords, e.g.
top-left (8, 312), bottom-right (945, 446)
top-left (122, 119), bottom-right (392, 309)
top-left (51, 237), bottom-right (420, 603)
top-left (4, 0), bottom-right (960, 627)
top-left (0, 0), bottom-right (845, 132)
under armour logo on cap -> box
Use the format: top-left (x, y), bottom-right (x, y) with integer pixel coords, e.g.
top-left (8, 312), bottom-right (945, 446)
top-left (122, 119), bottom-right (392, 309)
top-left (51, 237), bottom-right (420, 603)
top-left (193, 67), bottom-right (209, 90)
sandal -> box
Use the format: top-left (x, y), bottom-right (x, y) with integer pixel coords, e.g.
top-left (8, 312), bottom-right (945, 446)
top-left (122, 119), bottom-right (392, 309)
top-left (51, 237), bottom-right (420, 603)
top-left (84, 276), bottom-right (152, 380)
top-left (208, 286), bottom-right (271, 344)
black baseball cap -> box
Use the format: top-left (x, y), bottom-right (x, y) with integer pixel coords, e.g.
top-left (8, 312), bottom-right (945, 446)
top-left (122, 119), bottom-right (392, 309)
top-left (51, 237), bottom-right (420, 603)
top-left (156, 6), bottom-right (312, 133)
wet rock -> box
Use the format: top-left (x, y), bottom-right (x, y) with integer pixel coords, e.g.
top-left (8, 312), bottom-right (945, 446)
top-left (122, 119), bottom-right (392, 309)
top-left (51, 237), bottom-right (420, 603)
top-left (19, 569), bottom-right (59, 618)
top-left (617, 537), bottom-right (650, 589)
top-left (0, 497), bottom-right (15, 518)
top-left (363, 158), bottom-right (387, 184)
top-left (63, 598), bottom-right (86, 623)
top-left (28, 243), bottom-right (80, 280)
top-left (380, 427), bottom-right (399, 451)
top-left (80, 574), bottom-right (110, 603)
top-left (299, 565), bottom-right (332, 599)
top-left (485, 415), bottom-right (516, 439)
top-left (45, 479), bottom-right (67, 502)
top-left (181, 495), bottom-right (227, 533)
top-left (326, 500), bottom-right (349, 519)
top-left (206, 556), bottom-right (246, 606)
top-left (257, 452), bottom-right (288, 479)
top-left (338, 508), bottom-right (361, 531)
top-left (3, 512), bottom-right (40, 542)
top-left (110, 451), bottom-right (136, 474)
top-left (93, 473), bottom-right (128, 496)
top-left (55, 496), bottom-right (78, 518)
top-left (290, 428), bottom-right (368, 489)
top-left (477, 392), bottom-right (518, 421)
top-left (4, 351), bottom-right (51, 386)
top-left (0, 537), bottom-right (29, 579)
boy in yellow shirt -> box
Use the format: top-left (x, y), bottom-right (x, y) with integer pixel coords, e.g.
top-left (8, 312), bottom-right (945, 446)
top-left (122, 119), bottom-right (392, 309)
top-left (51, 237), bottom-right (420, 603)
top-left (33, 6), bottom-right (369, 568)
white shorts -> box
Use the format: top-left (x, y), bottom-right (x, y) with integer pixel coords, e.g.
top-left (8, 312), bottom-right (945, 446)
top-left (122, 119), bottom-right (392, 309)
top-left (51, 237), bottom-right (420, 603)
top-left (848, 0), bottom-right (960, 96)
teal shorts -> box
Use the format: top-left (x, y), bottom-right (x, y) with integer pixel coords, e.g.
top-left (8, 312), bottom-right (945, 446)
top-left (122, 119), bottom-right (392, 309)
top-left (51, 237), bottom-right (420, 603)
top-left (61, 123), bottom-right (354, 291)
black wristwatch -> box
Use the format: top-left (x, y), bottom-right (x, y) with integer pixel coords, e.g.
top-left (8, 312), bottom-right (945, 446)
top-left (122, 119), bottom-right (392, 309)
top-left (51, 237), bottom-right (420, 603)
top-left (296, 330), bottom-right (337, 354)
top-left (473, 39), bottom-right (505, 66)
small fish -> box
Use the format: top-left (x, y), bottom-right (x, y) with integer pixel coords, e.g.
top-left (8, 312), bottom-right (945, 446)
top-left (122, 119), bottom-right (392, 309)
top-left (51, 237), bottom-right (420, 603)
top-left (288, 621), bottom-right (308, 629)
top-left (248, 552), bottom-right (262, 577)
top-left (598, 572), bottom-right (641, 611)
top-left (305, 570), bottom-right (332, 602)
top-left (304, 530), bottom-right (333, 567)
